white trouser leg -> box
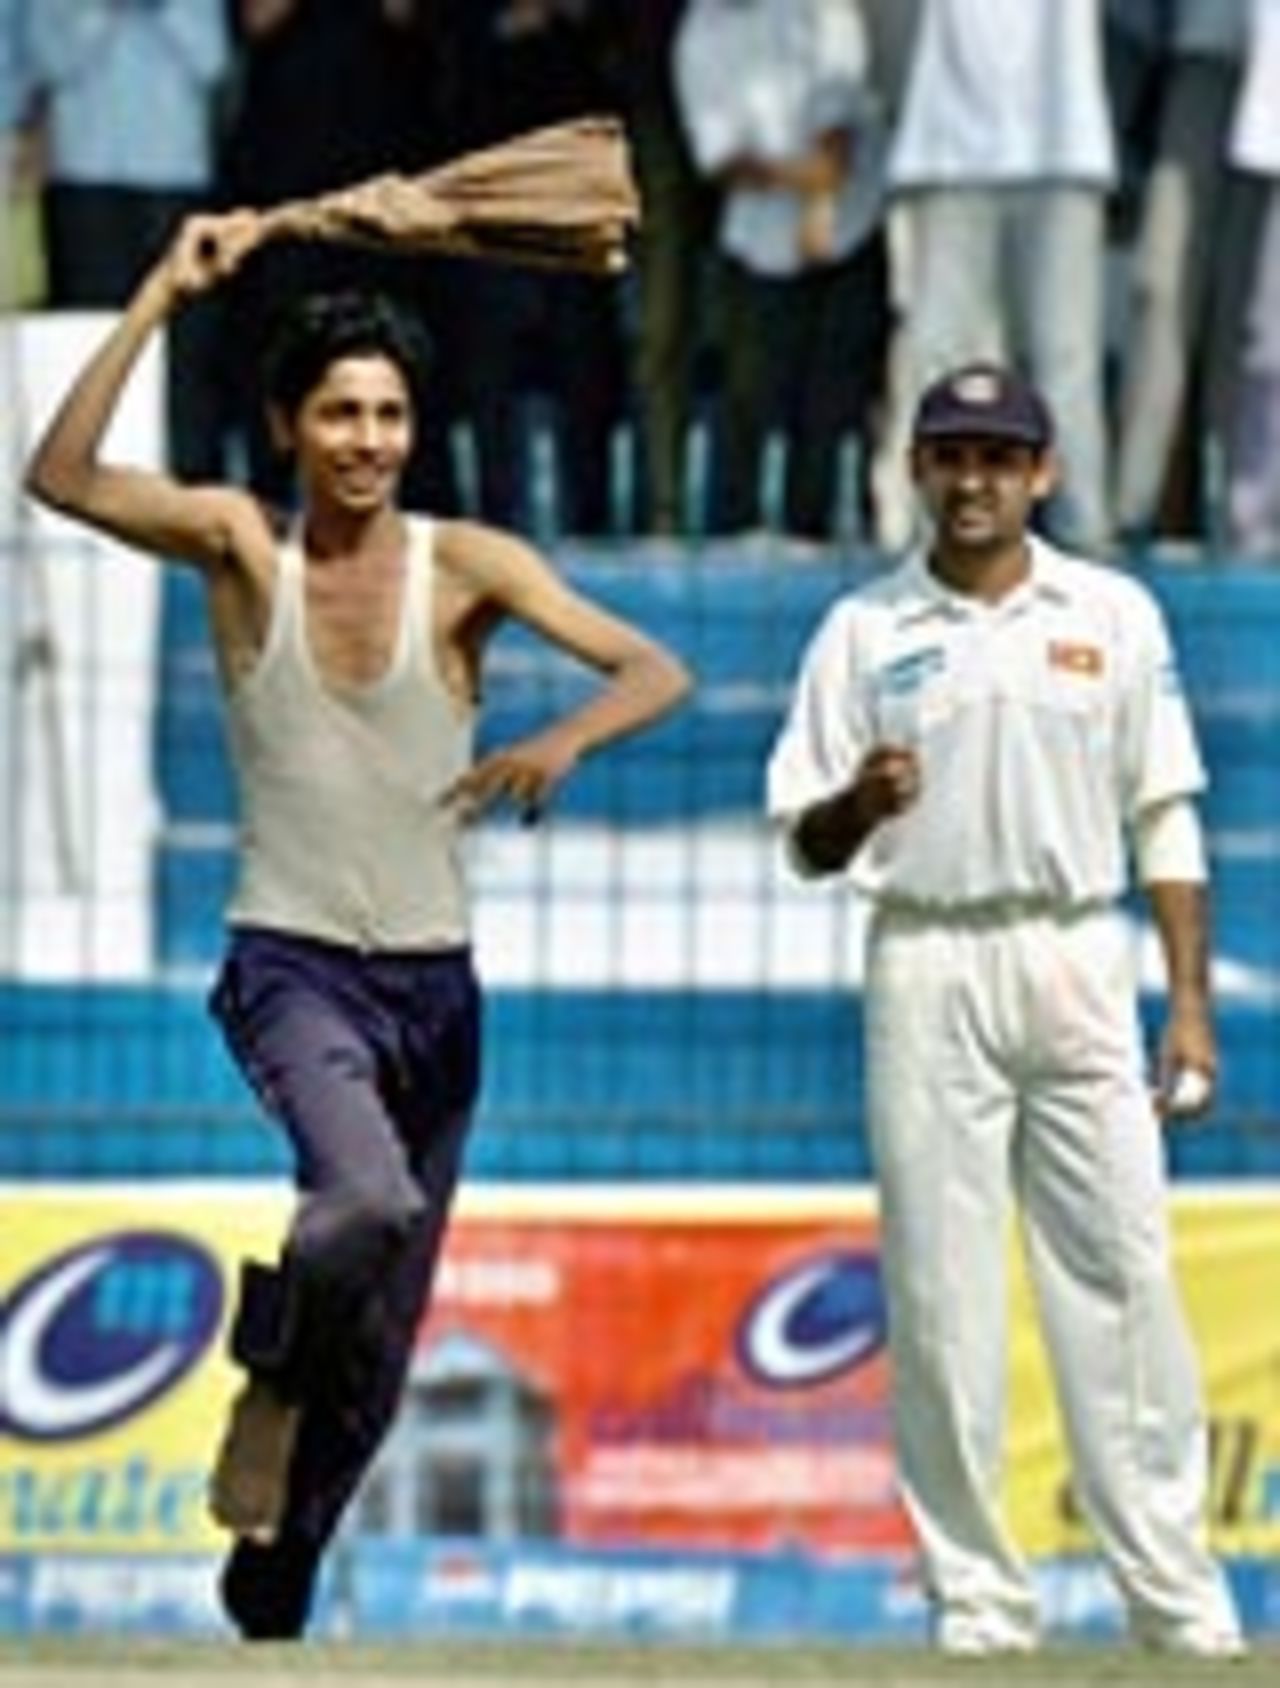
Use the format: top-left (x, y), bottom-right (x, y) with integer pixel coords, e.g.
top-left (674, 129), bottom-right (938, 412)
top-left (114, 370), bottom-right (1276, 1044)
top-left (1010, 186), bottom-right (1111, 551)
top-left (898, 187), bottom-right (1004, 398)
top-left (1014, 908), bottom-right (1241, 1648)
top-left (865, 912), bottom-right (1038, 1648)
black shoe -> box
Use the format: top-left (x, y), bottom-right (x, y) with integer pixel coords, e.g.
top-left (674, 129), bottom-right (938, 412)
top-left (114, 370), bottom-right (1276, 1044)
top-left (219, 1534), bottom-right (320, 1641)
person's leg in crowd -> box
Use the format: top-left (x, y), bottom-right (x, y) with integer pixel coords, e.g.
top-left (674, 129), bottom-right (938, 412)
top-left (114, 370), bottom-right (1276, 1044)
top-left (451, 267), bottom-right (540, 533)
top-left (629, 100), bottom-right (719, 535)
top-left (897, 186), bottom-right (1004, 405)
top-left (1199, 165), bottom-right (1266, 545)
top-left (552, 272), bottom-right (629, 537)
top-left (1112, 57), bottom-right (1253, 541)
top-left (882, 189), bottom-right (1003, 549)
top-left (1012, 184), bottom-right (1111, 552)
top-left (387, 256), bottom-right (463, 518)
top-left (1101, 14), bottom-right (1166, 251)
top-left (869, 208), bottom-right (921, 552)
top-left (784, 234), bottom-right (890, 542)
top-left (1228, 184), bottom-right (1280, 558)
top-left (41, 183), bottom-right (138, 304)
top-left (710, 257), bottom-right (773, 535)
top-left (135, 189), bottom-right (226, 481)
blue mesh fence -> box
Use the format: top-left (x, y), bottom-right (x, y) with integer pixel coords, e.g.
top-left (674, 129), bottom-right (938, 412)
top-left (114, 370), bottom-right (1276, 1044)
top-left (1, 542), bottom-right (1278, 1180)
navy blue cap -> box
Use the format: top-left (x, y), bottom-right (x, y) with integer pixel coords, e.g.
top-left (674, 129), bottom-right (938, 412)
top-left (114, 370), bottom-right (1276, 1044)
top-left (912, 362), bottom-right (1054, 449)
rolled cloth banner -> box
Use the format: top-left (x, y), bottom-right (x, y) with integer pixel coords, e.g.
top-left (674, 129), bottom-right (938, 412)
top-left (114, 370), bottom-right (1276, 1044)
top-left (253, 116), bottom-right (640, 275)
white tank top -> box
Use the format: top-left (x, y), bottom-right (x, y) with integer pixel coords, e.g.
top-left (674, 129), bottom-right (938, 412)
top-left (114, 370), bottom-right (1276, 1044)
top-left (224, 516), bottom-right (473, 950)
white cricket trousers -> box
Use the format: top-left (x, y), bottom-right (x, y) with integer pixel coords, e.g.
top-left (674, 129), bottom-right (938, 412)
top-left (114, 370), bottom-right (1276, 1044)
top-left (864, 901), bottom-right (1240, 1649)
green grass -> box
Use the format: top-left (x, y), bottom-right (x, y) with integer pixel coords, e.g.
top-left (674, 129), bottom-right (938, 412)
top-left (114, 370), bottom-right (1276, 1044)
top-left (0, 1638), bottom-right (1275, 1687)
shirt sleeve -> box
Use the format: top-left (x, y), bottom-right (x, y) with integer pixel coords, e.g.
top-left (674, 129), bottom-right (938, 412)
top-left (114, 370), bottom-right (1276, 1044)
top-left (153, 0), bottom-right (229, 86)
top-left (1116, 582), bottom-right (1207, 818)
top-left (23, 0), bottom-right (114, 86)
top-left (766, 600), bottom-right (872, 823)
top-left (673, 6), bottom-right (746, 175)
top-left (808, 0), bottom-right (872, 135)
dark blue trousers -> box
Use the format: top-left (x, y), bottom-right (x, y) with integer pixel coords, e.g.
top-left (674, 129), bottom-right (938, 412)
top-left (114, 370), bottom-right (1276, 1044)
top-left (210, 926), bottom-right (481, 1553)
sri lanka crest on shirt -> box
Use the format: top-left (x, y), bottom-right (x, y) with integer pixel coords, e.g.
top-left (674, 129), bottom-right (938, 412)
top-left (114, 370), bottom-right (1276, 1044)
top-left (1047, 639), bottom-right (1104, 677)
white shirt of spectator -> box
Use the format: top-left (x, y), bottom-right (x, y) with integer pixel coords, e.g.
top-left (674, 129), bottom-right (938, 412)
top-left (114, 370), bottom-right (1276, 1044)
top-left (1231, 0), bottom-right (1280, 175)
top-left (766, 537), bottom-right (1206, 909)
top-left (889, 0), bottom-right (1116, 189)
top-left (674, 0), bottom-right (887, 278)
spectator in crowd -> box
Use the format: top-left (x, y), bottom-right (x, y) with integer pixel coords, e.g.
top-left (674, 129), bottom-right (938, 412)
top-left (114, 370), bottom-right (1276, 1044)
top-left (1226, 0), bottom-right (1280, 558)
top-left (19, 0), bottom-right (229, 478)
top-left (613, 0), bottom-right (720, 537)
top-left (674, 0), bottom-right (891, 544)
top-left (887, 0), bottom-right (1116, 553)
top-left (218, 0), bottom-right (459, 513)
top-left (1108, 0), bottom-right (1262, 545)
top-left (429, 0), bottom-right (629, 537)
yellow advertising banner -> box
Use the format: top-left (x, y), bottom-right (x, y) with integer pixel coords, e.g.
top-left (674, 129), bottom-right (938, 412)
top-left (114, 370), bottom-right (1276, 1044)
top-left (2, 1183), bottom-right (1277, 1562)
top-left (0, 1185), bottom-right (288, 1555)
top-left (1006, 1188), bottom-right (1280, 1557)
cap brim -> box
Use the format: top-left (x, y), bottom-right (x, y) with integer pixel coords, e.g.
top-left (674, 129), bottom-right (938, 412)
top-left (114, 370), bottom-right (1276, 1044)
top-left (913, 416), bottom-right (1050, 447)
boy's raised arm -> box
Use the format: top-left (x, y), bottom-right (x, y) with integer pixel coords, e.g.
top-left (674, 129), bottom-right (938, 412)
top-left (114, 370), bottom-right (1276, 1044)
top-left (24, 210), bottom-right (267, 572)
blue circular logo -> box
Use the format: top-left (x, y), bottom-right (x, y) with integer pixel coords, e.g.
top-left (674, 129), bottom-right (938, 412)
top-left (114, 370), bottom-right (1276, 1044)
top-left (736, 1251), bottom-right (886, 1388)
top-left (1, 1232), bottom-right (224, 1442)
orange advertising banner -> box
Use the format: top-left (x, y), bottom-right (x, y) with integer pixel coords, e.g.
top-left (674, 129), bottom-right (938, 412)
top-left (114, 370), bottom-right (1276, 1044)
top-left (416, 1189), bottom-right (908, 1555)
top-left (0, 1185), bottom-right (911, 1559)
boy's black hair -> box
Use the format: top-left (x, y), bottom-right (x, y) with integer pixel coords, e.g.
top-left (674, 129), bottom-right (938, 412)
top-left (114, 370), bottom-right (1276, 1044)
top-left (261, 290), bottom-right (434, 420)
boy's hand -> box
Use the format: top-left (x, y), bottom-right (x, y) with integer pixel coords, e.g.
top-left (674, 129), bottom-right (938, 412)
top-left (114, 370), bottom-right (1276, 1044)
top-left (443, 729), bottom-right (583, 825)
top-left (166, 210), bottom-right (267, 304)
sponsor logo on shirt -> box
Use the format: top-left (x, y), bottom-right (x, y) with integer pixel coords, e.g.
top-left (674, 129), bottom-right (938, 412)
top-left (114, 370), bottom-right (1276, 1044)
top-left (1047, 640), bottom-right (1104, 677)
top-left (878, 646), bottom-right (946, 695)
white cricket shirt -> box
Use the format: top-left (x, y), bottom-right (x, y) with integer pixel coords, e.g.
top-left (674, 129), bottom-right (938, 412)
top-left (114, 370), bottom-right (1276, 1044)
top-left (766, 538), bottom-right (1206, 910)
top-left (674, 0), bottom-right (887, 277)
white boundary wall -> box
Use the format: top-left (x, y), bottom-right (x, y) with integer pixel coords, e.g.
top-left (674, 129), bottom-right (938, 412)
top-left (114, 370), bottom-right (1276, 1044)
top-left (0, 313), bottom-right (163, 979)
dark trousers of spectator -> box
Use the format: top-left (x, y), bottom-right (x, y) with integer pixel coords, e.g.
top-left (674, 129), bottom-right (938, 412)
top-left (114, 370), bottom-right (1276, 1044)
top-left (713, 235), bottom-right (890, 541)
top-left (629, 98), bottom-right (721, 535)
top-left (450, 265), bottom-right (627, 537)
top-left (43, 182), bottom-right (226, 481)
top-left (209, 928), bottom-right (481, 1564)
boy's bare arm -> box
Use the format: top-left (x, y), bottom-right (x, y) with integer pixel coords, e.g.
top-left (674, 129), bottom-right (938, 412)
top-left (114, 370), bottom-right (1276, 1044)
top-left (24, 211), bottom-right (269, 572)
top-left (439, 520), bottom-right (692, 818)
